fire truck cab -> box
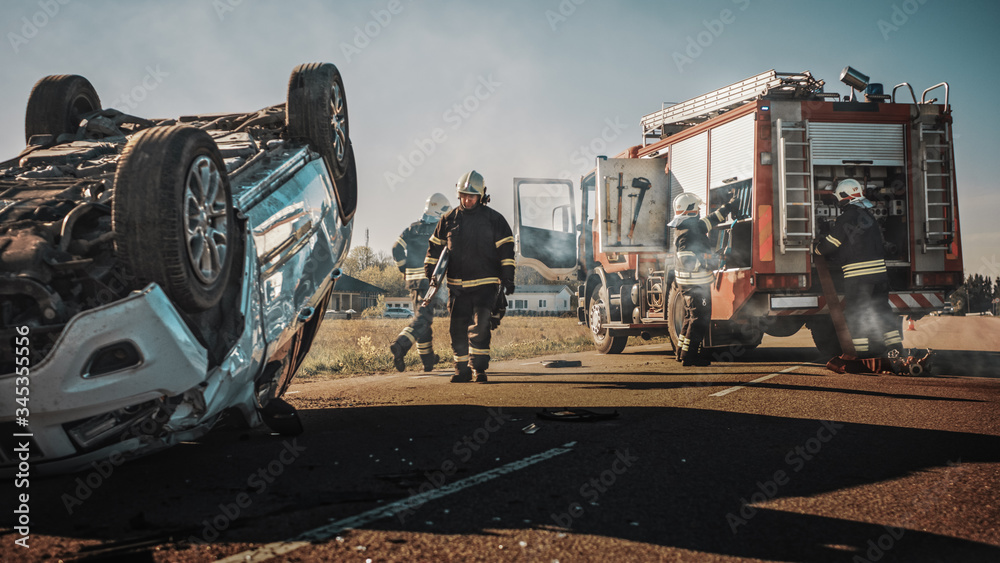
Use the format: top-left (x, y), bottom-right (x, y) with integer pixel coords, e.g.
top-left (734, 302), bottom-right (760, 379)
top-left (514, 67), bottom-right (963, 356)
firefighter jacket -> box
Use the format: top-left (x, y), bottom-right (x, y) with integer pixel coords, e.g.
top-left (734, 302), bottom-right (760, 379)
top-left (813, 204), bottom-right (888, 281)
top-left (425, 204), bottom-right (515, 291)
top-left (673, 208), bottom-right (727, 286)
top-left (393, 219), bottom-right (436, 290)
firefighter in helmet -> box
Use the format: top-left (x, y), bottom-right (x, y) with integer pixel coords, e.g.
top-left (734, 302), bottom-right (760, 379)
top-left (388, 193), bottom-right (452, 372)
top-left (813, 178), bottom-right (903, 362)
top-left (424, 170), bottom-right (515, 383)
top-left (668, 191), bottom-right (737, 366)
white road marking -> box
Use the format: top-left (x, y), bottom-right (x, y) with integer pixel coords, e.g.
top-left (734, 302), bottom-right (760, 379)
top-left (216, 441), bottom-right (578, 563)
top-left (709, 365), bottom-right (801, 397)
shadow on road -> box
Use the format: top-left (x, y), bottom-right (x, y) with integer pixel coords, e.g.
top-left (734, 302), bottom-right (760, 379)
top-left (4, 400), bottom-right (999, 562)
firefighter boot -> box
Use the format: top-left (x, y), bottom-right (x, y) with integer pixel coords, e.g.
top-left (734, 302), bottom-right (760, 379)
top-left (389, 342), bottom-right (407, 372)
top-left (451, 364), bottom-right (472, 383)
top-left (474, 370), bottom-right (488, 384)
top-left (682, 343), bottom-right (711, 367)
top-left (420, 352), bottom-right (440, 372)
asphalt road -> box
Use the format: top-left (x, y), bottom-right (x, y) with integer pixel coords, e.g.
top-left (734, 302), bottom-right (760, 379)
top-left (2, 316), bottom-right (999, 562)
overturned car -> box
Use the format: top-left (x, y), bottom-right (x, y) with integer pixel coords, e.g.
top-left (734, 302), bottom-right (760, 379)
top-left (1, 63), bottom-right (356, 474)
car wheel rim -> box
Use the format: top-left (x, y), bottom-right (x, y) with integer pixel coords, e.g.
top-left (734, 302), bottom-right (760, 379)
top-left (185, 155), bottom-right (228, 284)
top-left (329, 82), bottom-right (347, 165)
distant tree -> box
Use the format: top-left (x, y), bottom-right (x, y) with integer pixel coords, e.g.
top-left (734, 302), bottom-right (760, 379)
top-left (341, 246), bottom-right (393, 275)
top-left (356, 264), bottom-right (406, 297)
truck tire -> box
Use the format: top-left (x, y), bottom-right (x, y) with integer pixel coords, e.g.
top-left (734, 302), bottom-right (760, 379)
top-left (112, 125), bottom-right (235, 312)
top-left (666, 283), bottom-right (684, 353)
top-left (807, 316), bottom-right (842, 358)
top-left (588, 282), bottom-right (627, 354)
top-left (24, 74), bottom-right (101, 143)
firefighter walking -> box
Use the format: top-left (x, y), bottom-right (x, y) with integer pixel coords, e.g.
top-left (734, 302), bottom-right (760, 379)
top-left (425, 170), bottom-right (515, 383)
top-left (812, 179), bottom-right (903, 361)
top-left (668, 192), bottom-right (736, 366)
top-left (388, 193), bottom-right (452, 372)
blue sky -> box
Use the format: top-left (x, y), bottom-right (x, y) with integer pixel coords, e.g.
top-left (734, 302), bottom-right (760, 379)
top-left (1, 0), bottom-right (996, 278)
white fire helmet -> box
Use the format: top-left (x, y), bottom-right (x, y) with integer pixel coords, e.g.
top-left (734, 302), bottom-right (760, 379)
top-left (423, 192), bottom-right (451, 221)
top-left (667, 192), bottom-right (703, 227)
top-left (835, 179), bottom-right (874, 208)
top-left (457, 170), bottom-right (486, 197)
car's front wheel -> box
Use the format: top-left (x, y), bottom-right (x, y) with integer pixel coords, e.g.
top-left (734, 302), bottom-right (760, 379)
top-left (112, 125), bottom-right (235, 312)
top-left (24, 74), bottom-right (101, 143)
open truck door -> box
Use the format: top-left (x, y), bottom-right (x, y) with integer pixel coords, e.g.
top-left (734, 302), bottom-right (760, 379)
top-left (513, 178), bottom-right (579, 281)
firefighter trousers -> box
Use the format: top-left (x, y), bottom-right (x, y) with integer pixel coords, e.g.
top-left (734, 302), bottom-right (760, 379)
top-left (393, 282), bottom-right (438, 362)
top-left (843, 278), bottom-right (902, 357)
top-left (678, 282), bottom-right (712, 361)
top-left (448, 285), bottom-right (496, 372)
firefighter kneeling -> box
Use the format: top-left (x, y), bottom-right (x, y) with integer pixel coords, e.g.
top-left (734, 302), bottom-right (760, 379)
top-left (812, 179), bottom-right (905, 371)
top-left (668, 192), bottom-right (737, 366)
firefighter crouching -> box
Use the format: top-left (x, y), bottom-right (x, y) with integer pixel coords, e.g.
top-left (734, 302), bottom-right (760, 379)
top-left (389, 193), bottom-right (452, 372)
top-left (425, 170), bottom-right (515, 383)
top-left (668, 192), bottom-right (737, 366)
top-left (812, 179), bottom-right (904, 362)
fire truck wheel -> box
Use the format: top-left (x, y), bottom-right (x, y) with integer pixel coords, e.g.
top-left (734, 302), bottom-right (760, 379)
top-left (588, 282), bottom-right (627, 354)
top-left (806, 316), bottom-right (843, 358)
top-left (666, 283), bottom-right (684, 353)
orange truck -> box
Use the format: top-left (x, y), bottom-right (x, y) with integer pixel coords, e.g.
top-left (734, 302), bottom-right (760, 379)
top-left (514, 67), bottom-right (962, 356)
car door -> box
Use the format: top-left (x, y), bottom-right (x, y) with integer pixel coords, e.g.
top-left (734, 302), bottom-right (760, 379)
top-left (513, 178), bottom-right (578, 280)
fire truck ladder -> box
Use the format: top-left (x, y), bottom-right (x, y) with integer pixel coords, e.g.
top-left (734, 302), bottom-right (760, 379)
top-left (920, 122), bottom-right (956, 250)
top-left (776, 119), bottom-right (815, 253)
top-left (640, 70), bottom-right (825, 143)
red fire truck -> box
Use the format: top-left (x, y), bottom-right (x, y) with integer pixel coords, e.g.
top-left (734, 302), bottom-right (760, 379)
top-left (514, 67), bottom-right (962, 357)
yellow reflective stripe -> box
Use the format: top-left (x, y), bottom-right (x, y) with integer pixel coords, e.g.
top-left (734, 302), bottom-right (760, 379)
top-left (700, 217), bottom-right (713, 231)
top-left (495, 236), bottom-right (514, 248)
top-left (453, 354), bottom-right (469, 363)
top-left (405, 273), bottom-right (428, 281)
top-left (825, 234), bottom-right (841, 247)
top-left (470, 347), bottom-right (490, 355)
top-left (425, 256), bottom-right (439, 265)
top-left (501, 259), bottom-right (516, 267)
top-left (676, 273), bottom-right (714, 285)
top-left (446, 276), bottom-right (462, 285)
top-left (399, 328), bottom-right (416, 345)
top-left (462, 277), bottom-right (501, 288)
top-left (405, 267), bottom-right (425, 274)
top-left (417, 342), bottom-right (433, 352)
top-left (396, 237), bottom-right (407, 249)
top-left (843, 259), bottom-right (885, 271)
top-left (395, 259), bottom-right (406, 267)
top-left (677, 251), bottom-right (696, 258)
top-left (429, 235), bottom-right (444, 245)
top-left (843, 266), bottom-right (887, 278)
top-left (712, 209), bottom-right (725, 222)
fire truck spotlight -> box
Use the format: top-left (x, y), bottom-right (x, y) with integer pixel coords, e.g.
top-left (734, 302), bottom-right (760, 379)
top-left (840, 66), bottom-right (870, 91)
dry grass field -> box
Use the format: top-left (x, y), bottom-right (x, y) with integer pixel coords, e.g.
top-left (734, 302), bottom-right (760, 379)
top-left (300, 316), bottom-right (606, 377)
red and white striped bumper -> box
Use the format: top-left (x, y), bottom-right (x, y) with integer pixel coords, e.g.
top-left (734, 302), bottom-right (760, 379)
top-left (769, 292), bottom-right (946, 315)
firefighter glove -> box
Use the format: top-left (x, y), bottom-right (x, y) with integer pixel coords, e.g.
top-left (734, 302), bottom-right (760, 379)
top-left (504, 282), bottom-right (516, 296)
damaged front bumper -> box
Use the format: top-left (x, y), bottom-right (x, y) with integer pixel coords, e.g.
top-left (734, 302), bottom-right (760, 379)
top-left (0, 283), bottom-right (263, 476)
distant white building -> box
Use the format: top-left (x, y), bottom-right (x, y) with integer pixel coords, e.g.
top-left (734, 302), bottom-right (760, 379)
top-left (385, 296), bottom-right (412, 310)
top-left (508, 285), bottom-right (573, 315)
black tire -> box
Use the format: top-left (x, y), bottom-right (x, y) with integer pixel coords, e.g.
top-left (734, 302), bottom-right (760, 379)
top-left (667, 283), bottom-right (685, 353)
top-left (25, 74), bottom-right (101, 143)
top-left (287, 62), bottom-right (350, 171)
top-left (588, 281), bottom-right (627, 354)
top-left (112, 125), bottom-right (235, 312)
top-left (763, 317), bottom-right (806, 338)
top-left (807, 316), bottom-right (843, 358)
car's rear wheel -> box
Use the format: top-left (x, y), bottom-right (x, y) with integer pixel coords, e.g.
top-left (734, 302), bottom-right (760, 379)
top-left (287, 62), bottom-right (355, 222)
top-left (24, 74), bottom-right (101, 143)
top-left (113, 125), bottom-right (235, 312)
